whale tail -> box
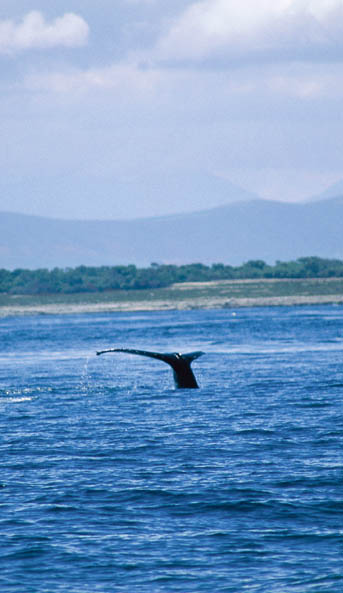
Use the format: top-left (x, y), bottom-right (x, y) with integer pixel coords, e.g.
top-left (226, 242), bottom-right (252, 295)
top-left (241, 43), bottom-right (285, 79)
top-left (96, 348), bottom-right (204, 388)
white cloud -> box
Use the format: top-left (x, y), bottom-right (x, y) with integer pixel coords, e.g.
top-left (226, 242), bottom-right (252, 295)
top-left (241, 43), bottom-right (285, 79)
top-left (24, 61), bottom-right (161, 98)
top-left (0, 11), bottom-right (89, 54)
top-left (22, 54), bottom-right (343, 108)
top-left (155, 0), bottom-right (343, 63)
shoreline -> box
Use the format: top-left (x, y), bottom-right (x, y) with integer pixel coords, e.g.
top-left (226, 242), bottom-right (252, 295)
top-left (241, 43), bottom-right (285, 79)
top-left (1, 277), bottom-right (343, 317)
top-left (1, 294), bottom-right (343, 318)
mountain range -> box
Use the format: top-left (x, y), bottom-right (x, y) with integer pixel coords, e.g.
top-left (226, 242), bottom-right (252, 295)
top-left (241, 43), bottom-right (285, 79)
top-left (1, 196), bottom-right (342, 270)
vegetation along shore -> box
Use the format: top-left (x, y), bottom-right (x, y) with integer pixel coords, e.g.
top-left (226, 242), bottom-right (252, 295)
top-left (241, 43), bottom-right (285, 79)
top-left (1, 257), bottom-right (343, 317)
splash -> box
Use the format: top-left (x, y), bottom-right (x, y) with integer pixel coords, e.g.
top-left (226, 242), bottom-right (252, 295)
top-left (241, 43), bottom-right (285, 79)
top-left (80, 355), bottom-right (92, 395)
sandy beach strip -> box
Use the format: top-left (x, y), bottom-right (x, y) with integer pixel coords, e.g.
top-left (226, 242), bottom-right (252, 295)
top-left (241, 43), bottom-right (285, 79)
top-left (1, 293), bottom-right (343, 317)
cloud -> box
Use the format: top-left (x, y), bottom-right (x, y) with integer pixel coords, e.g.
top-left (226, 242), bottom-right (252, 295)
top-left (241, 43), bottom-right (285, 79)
top-left (0, 11), bottom-right (89, 54)
top-left (155, 0), bottom-right (343, 63)
top-left (22, 53), bottom-right (343, 109)
top-left (24, 61), bottom-right (162, 98)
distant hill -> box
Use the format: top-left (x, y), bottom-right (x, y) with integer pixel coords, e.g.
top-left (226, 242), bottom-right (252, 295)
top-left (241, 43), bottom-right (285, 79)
top-left (309, 179), bottom-right (343, 202)
top-left (0, 170), bottom-right (261, 220)
top-left (1, 196), bottom-right (343, 269)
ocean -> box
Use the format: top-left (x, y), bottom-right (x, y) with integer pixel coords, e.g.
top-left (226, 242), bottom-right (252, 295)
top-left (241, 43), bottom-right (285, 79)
top-left (0, 306), bottom-right (342, 592)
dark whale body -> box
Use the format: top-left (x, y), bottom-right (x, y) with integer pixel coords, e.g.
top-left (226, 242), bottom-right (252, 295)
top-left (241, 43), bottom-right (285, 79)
top-left (96, 348), bottom-right (204, 388)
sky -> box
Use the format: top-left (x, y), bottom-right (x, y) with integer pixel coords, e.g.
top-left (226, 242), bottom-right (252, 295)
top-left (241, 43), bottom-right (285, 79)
top-left (1, 0), bottom-right (343, 219)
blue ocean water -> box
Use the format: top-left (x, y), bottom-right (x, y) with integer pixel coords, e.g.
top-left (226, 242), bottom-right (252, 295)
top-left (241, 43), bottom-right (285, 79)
top-left (0, 305), bottom-right (342, 593)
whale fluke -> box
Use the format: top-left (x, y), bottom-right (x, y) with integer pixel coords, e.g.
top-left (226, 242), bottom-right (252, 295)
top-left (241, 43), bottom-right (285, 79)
top-left (96, 348), bottom-right (204, 388)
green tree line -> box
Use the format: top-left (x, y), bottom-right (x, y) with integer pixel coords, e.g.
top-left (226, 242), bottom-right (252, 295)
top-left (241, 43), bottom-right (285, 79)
top-left (1, 257), bottom-right (343, 295)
